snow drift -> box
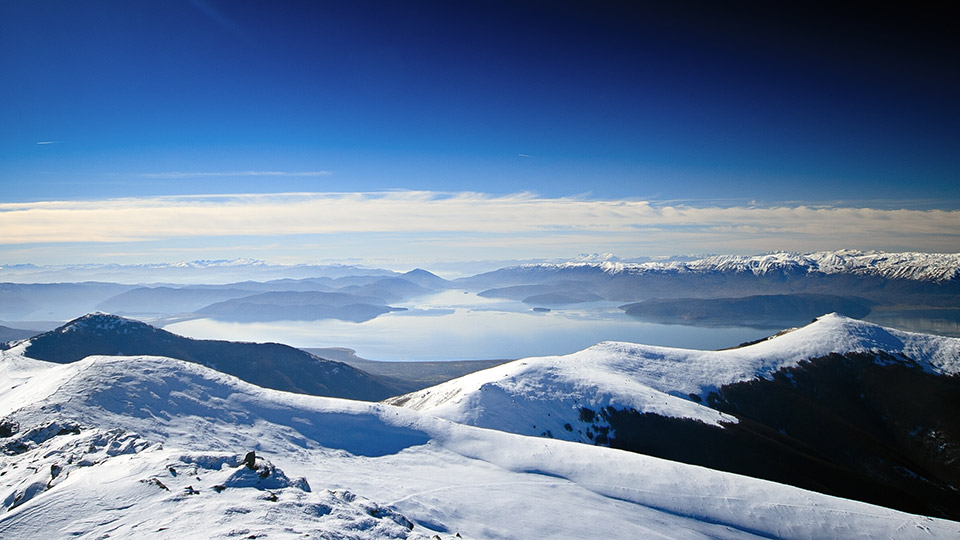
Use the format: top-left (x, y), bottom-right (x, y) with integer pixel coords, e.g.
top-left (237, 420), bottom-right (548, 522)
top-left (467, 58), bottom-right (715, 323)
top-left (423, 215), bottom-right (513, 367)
top-left (1, 342), bottom-right (957, 539)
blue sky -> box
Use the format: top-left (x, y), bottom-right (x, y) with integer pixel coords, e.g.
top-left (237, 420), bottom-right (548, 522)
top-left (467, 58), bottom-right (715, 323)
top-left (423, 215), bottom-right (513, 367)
top-left (1, 1), bottom-right (958, 267)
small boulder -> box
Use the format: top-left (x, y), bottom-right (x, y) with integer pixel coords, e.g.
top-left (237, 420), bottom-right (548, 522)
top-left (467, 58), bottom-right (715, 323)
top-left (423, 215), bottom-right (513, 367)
top-left (243, 450), bottom-right (256, 469)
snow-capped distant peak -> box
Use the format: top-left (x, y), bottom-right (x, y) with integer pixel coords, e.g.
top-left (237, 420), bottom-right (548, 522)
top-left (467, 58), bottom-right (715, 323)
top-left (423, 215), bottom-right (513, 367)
top-left (573, 252), bottom-right (621, 263)
top-left (166, 258), bottom-right (267, 268)
top-left (542, 250), bottom-right (960, 282)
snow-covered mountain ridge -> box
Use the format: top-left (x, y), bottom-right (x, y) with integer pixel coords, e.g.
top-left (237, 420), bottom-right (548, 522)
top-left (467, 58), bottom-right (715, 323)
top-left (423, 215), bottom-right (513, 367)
top-left (53, 311), bottom-right (156, 335)
top-left (0, 349), bottom-right (957, 539)
top-left (390, 313), bottom-right (960, 429)
top-left (543, 250), bottom-right (960, 282)
top-left (388, 314), bottom-right (960, 520)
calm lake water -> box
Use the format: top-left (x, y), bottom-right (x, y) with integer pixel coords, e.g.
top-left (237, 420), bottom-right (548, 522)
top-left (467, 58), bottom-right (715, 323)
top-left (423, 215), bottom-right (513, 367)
top-left (164, 290), bottom-right (960, 362)
top-left (164, 290), bottom-right (784, 361)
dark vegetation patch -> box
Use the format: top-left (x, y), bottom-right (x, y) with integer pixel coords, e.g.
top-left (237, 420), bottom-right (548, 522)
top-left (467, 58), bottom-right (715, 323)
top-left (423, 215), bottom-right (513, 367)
top-left (584, 353), bottom-right (960, 521)
top-left (23, 314), bottom-right (399, 401)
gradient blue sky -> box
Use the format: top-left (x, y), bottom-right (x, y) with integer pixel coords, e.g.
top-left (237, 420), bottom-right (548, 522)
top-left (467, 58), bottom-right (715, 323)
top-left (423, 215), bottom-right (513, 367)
top-left (1, 1), bottom-right (958, 266)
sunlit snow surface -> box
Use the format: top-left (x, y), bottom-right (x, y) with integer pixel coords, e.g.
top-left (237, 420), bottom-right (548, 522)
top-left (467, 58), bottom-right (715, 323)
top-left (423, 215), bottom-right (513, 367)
top-left (0, 316), bottom-right (958, 539)
top-left (389, 314), bottom-right (960, 441)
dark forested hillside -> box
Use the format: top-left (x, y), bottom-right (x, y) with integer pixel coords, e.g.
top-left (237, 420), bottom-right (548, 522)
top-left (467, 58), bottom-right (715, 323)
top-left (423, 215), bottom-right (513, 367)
top-left (23, 313), bottom-right (400, 401)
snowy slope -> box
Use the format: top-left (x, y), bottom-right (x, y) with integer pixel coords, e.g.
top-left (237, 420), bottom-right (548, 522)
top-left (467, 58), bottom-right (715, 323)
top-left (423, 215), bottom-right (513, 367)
top-left (547, 250), bottom-right (960, 282)
top-left (1, 350), bottom-right (957, 539)
top-left (388, 314), bottom-right (960, 436)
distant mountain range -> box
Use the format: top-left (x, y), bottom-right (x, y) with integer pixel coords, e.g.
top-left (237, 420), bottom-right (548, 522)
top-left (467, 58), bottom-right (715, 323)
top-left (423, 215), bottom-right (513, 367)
top-left (477, 282), bottom-right (604, 305)
top-left (554, 250), bottom-right (960, 282)
top-left (0, 259), bottom-right (399, 284)
top-left (0, 282), bottom-right (136, 321)
top-left (462, 250), bottom-right (960, 326)
top-left (195, 291), bottom-right (406, 323)
top-left (0, 325), bottom-right (38, 344)
top-left (96, 286), bottom-right (265, 315)
top-left (15, 313), bottom-right (399, 401)
top-left (465, 250), bottom-right (960, 288)
top-left (388, 314), bottom-right (960, 520)
top-left (620, 293), bottom-right (874, 326)
top-left (1, 251), bottom-right (959, 329)
top-left (0, 269), bottom-right (449, 323)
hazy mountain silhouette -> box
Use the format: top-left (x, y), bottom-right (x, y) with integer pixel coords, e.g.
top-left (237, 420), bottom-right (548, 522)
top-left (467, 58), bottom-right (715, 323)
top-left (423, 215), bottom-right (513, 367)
top-left (621, 293), bottom-right (874, 327)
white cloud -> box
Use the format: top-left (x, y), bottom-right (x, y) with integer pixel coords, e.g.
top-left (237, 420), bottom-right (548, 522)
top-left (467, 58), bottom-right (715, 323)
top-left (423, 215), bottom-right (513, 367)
top-left (0, 192), bottom-right (958, 261)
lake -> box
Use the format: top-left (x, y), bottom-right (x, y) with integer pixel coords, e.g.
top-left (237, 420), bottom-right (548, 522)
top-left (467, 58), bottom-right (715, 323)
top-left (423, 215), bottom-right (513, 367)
top-left (164, 290), bottom-right (787, 361)
top-left (164, 290), bottom-right (960, 362)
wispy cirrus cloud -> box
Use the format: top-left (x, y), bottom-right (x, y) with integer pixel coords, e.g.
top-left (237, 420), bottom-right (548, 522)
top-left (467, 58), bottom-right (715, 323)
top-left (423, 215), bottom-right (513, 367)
top-left (139, 171), bottom-right (332, 179)
top-left (1, 192), bottom-right (958, 261)
top-left (35, 141), bottom-right (60, 145)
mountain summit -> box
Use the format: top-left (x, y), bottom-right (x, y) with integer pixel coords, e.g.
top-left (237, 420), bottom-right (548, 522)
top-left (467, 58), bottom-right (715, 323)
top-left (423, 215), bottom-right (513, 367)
top-left (400, 268), bottom-right (449, 289)
top-left (389, 314), bottom-right (960, 519)
top-left (21, 313), bottom-right (398, 400)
